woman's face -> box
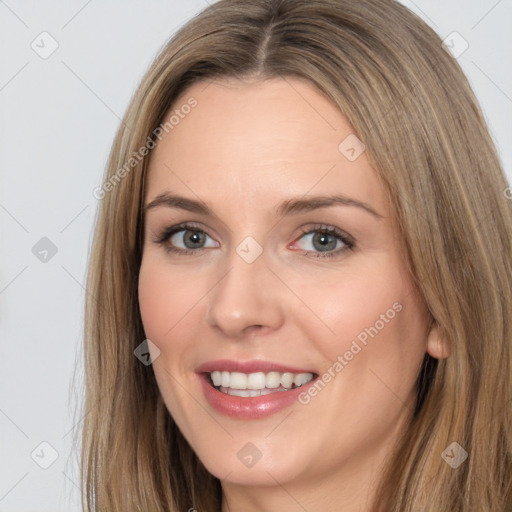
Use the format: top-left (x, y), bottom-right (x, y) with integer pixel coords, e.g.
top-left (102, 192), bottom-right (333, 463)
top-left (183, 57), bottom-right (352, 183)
top-left (138, 77), bottom-right (436, 503)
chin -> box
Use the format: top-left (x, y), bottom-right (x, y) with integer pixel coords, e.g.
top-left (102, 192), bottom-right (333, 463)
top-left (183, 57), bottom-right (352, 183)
top-left (188, 433), bottom-right (311, 487)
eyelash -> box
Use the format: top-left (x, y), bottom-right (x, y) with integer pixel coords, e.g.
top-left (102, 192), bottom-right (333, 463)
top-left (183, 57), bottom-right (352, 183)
top-left (153, 222), bottom-right (356, 259)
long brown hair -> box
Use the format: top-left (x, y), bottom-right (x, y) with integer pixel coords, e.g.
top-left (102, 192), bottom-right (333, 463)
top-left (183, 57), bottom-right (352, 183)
top-left (81, 0), bottom-right (512, 510)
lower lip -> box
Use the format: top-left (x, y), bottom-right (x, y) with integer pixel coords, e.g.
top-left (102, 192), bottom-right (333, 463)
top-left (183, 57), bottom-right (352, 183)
top-left (197, 373), bottom-right (317, 420)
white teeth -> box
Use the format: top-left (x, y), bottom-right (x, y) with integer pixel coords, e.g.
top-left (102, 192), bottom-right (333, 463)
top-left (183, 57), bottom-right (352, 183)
top-left (227, 388), bottom-right (275, 397)
top-left (266, 371), bottom-right (281, 388)
top-left (209, 370), bottom-right (314, 392)
top-left (281, 372), bottom-right (294, 389)
top-left (294, 373), bottom-right (312, 386)
top-left (247, 372), bottom-right (266, 390)
top-left (211, 371), bottom-right (222, 387)
top-left (230, 372), bottom-right (248, 389)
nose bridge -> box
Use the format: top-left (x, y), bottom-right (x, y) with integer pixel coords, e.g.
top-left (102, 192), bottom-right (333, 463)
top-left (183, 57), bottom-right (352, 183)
top-left (206, 241), bottom-right (285, 338)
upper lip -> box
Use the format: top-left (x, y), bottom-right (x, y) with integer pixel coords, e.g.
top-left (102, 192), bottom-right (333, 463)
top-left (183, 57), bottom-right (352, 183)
top-left (195, 359), bottom-right (316, 375)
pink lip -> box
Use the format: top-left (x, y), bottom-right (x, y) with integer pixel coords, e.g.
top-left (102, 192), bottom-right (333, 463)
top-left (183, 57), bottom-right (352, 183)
top-left (195, 359), bottom-right (318, 420)
top-left (195, 359), bottom-right (315, 374)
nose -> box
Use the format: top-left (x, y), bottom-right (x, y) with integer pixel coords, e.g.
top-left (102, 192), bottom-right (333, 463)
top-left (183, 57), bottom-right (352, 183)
top-left (205, 246), bottom-right (286, 340)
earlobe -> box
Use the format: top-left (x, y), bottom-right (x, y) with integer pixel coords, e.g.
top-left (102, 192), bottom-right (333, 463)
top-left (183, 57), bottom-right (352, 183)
top-left (426, 322), bottom-right (450, 359)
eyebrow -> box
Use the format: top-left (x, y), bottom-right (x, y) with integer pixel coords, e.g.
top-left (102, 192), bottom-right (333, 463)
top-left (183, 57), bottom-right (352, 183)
top-left (143, 191), bottom-right (383, 219)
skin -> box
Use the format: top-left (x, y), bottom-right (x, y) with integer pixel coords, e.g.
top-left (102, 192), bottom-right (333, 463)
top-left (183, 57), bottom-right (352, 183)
top-left (138, 77), bottom-right (450, 512)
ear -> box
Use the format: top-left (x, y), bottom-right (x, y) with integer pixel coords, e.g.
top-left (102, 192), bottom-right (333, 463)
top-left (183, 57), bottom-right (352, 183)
top-left (426, 322), bottom-right (450, 359)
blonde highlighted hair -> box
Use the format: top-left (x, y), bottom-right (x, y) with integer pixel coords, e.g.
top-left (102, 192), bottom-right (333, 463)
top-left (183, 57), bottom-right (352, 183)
top-left (81, 0), bottom-right (512, 510)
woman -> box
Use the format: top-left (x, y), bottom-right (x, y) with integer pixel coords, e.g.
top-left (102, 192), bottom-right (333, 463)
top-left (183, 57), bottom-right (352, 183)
top-left (81, 0), bottom-right (512, 510)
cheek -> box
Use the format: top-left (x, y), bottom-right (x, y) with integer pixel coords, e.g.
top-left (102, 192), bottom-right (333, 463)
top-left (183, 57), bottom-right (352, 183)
top-left (138, 255), bottom-right (205, 341)
top-left (137, 256), bottom-right (203, 431)
top-left (138, 261), bottom-right (169, 340)
top-left (296, 254), bottom-right (411, 355)
top-left (287, 260), bottom-right (427, 465)
top-left (295, 253), bottom-right (427, 406)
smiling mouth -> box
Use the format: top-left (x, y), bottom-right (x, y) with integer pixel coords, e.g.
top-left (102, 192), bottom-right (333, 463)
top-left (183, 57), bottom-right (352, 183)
top-left (207, 370), bottom-right (317, 397)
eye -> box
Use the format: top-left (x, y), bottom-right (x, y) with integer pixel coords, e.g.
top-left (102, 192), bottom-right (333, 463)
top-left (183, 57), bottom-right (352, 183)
top-left (292, 225), bottom-right (355, 259)
top-left (154, 223), bottom-right (218, 255)
top-left (153, 222), bottom-right (355, 259)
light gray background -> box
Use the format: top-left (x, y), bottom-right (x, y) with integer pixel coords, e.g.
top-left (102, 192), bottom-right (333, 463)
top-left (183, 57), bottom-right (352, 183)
top-left (1, 1), bottom-right (510, 510)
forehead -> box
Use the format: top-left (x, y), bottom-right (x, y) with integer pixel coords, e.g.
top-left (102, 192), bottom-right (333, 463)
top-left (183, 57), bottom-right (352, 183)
top-left (145, 77), bottom-right (388, 218)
